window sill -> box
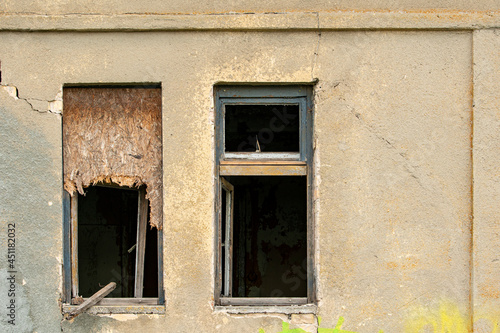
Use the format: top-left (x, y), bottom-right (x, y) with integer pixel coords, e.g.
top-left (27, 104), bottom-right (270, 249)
top-left (214, 304), bottom-right (317, 315)
top-left (62, 304), bottom-right (165, 315)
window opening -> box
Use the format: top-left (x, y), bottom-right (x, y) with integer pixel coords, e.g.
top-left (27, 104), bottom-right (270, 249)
top-left (78, 185), bottom-right (138, 297)
top-left (224, 176), bottom-right (307, 298)
top-left (143, 223), bottom-right (159, 297)
top-left (225, 104), bottom-right (300, 152)
top-left (75, 185), bottom-right (158, 299)
top-left (215, 85), bottom-right (314, 306)
top-left (62, 85), bottom-right (163, 306)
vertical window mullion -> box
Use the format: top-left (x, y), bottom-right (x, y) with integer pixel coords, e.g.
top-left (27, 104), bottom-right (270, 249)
top-left (221, 177), bottom-right (234, 296)
top-left (157, 229), bottom-right (165, 304)
top-left (299, 98), bottom-right (307, 162)
top-left (70, 194), bottom-right (79, 299)
top-left (134, 187), bottom-right (148, 298)
top-left (63, 190), bottom-right (72, 303)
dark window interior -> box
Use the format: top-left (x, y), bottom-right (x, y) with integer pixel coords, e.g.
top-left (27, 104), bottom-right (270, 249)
top-left (226, 176), bottom-right (307, 297)
top-left (77, 185), bottom-right (158, 298)
top-left (224, 104), bottom-right (300, 152)
top-left (143, 221), bottom-right (158, 297)
top-left (221, 188), bottom-right (227, 293)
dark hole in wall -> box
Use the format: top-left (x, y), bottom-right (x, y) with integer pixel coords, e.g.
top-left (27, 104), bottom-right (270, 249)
top-left (227, 176), bottom-right (307, 297)
top-left (225, 105), bottom-right (300, 152)
top-left (78, 185), bottom-right (158, 298)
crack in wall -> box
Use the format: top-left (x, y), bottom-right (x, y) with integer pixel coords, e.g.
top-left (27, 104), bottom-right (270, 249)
top-left (1, 84), bottom-right (62, 114)
top-left (310, 12), bottom-right (321, 81)
top-left (349, 108), bottom-right (426, 189)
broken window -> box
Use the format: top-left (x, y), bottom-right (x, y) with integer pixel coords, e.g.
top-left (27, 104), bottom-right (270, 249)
top-left (215, 86), bottom-right (314, 306)
top-left (62, 86), bottom-right (164, 305)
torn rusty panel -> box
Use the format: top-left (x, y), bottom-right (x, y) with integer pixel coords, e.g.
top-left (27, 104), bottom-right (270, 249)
top-left (63, 86), bottom-right (163, 229)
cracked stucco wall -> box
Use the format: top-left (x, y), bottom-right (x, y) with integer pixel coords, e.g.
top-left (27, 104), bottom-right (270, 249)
top-left (0, 4), bottom-right (499, 333)
top-left (2, 85), bottom-right (62, 114)
top-left (0, 85), bottom-right (63, 333)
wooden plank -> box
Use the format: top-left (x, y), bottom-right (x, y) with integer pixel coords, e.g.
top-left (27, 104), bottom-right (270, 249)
top-left (134, 188), bottom-right (148, 298)
top-left (70, 194), bottom-right (79, 298)
top-left (90, 297), bottom-right (158, 305)
top-left (220, 164), bottom-right (307, 176)
top-left (66, 282), bottom-right (116, 320)
top-left (220, 297), bottom-right (308, 306)
top-left (63, 304), bottom-right (165, 315)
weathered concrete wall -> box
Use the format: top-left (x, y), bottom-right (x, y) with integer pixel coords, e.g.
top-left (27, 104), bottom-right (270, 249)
top-left (473, 29), bottom-right (500, 332)
top-left (0, 88), bottom-right (63, 332)
top-left (315, 31), bottom-right (473, 332)
top-left (1, 0), bottom-right (499, 14)
top-left (0, 5), bottom-right (498, 333)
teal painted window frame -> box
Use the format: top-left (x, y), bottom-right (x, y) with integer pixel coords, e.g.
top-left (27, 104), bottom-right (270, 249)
top-left (214, 85), bottom-right (315, 306)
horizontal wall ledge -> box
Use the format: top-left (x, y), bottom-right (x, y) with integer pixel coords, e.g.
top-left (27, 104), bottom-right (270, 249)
top-left (215, 304), bottom-right (317, 315)
top-left (0, 10), bottom-right (499, 31)
top-left (62, 304), bottom-right (165, 315)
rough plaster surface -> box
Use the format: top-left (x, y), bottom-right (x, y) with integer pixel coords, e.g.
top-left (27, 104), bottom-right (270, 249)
top-left (0, 0), bottom-right (499, 14)
top-left (0, 12), bottom-right (496, 333)
top-left (0, 88), bottom-right (63, 332)
top-left (473, 29), bottom-right (500, 332)
top-left (314, 31), bottom-right (472, 333)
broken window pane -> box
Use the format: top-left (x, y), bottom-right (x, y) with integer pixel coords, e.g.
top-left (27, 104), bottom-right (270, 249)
top-left (216, 86), bottom-right (313, 305)
top-left (225, 176), bottom-right (307, 297)
top-left (78, 186), bottom-right (138, 297)
top-left (77, 185), bottom-right (158, 298)
top-left (224, 104), bottom-right (300, 152)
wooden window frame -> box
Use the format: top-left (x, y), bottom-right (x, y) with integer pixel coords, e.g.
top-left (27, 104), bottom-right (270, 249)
top-left (62, 184), bottom-right (164, 306)
top-left (214, 85), bottom-right (315, 306)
